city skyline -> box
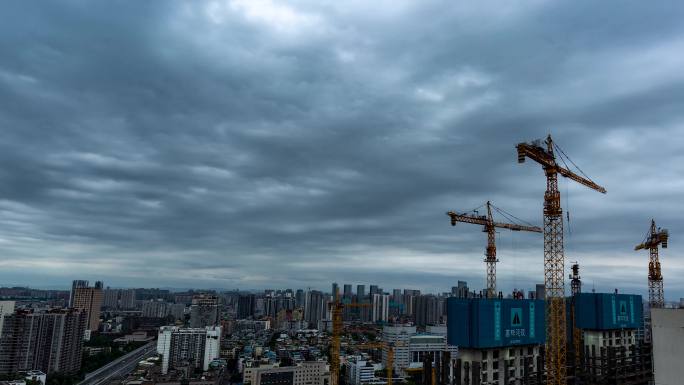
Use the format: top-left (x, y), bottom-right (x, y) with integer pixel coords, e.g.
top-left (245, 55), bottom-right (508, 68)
top-left (1, 2), bottom-right (683, 298)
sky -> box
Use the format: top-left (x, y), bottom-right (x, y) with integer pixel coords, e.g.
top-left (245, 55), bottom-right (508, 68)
top-left (0, 1), bottom-right (683, 299)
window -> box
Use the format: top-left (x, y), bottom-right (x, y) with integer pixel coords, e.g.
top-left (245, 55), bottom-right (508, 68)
top-left (493, 372), bottom-right (498, 381)
top-left (482, 362), bottom-right (487, 371)
top-left (527, 347), bottom-right (533, 355)
top-left (493, 361), bottom-right (499, 370)
top-left (509, 349), bottom-right (515, 357)
top-left (482, 351), bottom-right (488, 360)
top-left (493, 350), bottom-right (499, 359)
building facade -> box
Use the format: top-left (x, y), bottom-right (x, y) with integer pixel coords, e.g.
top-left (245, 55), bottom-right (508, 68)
top-left (304, 291), bottom-right (326, 328)
top-left (72, 286), bottom-right (104, 331)
top-left (447, 298), bottom-right (545, 384)
top-left (156, 325), bottom-right (222, 374)
top-left (190, 294), bottom-right (219, 328)
top-left (243, 361), bottom-right (328, 385)
top-left (382, 325), bottom-right (416, 372)
top-left (652, 308), bottom-right (684, 385)
top-left (0, 309), bottom-right (87, 375)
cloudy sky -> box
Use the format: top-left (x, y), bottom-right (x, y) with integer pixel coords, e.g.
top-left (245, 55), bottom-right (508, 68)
top-left (1, 1), bottom-right (683, 299)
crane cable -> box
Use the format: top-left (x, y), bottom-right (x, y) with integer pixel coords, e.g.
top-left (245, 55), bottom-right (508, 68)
top-left (491, 203), bottom-right (536, 227)
top-left (553, 142), bottom-right (595, 183)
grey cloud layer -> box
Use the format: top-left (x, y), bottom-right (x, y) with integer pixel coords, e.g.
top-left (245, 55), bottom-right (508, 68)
top-left (0, 1), bottom-right (683, 297)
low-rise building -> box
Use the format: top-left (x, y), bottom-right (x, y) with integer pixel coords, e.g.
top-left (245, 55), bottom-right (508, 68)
top-left (345, 359), bottom-right (376, 385)
top-left (243, 361), bottom-right (329, 385)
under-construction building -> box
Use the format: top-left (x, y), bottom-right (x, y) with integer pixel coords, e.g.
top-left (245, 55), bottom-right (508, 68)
top-left (569, 292), bottom-right (652, 384)
top-left (447, 298), bottom-right (546, 385)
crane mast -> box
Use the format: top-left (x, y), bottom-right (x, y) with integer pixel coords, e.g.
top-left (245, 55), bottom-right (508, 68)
top-left (447, 201), bottom-right (541, 298)
top-left (329, 295), bottom-right (371, 385)
top-left (569, 262), bottom-right (582, 372)
top-left (517, 135), bottom-right (605, 385)
top-left (570, 262), bottom-right (581, 296)
top-left (635, 219), bottom-right (668, 308)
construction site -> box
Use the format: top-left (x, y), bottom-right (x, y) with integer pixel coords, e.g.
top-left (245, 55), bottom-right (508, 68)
top-left (328, 135), bottom-right (669, 385)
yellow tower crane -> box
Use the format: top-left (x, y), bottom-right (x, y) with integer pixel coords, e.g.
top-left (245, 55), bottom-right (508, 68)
top-left (635, 219), bottom-right (668, 308)
top-left (517, 135), bottom-right (606, 385)
top-left (353, 342), bottom-right (403, 385)
top-left (329, 296), bottom-right (371, 385)
top-left (447, 201), bottom-right (542, 298)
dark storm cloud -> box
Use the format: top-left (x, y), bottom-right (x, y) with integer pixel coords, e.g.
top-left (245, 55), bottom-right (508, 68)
top-left (1, 1), bottom-right (683, 298)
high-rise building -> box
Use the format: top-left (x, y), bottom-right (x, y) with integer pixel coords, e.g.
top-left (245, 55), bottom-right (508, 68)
top-left (156, 326), bottom-right (221, 374)
top-left (535, 284), bottom-right (545, 301)
top-left (103, 288), bottom-right (119, 309)
top-left (190, 294), bottom-right (219, 328)
top-left (168, 303), bottom-right (186, 321)
top-left (120, 289), bottom-right (136, 309)
top-left (415, 295), bottom-right (443, 327)
top-left (0, 301), bottom-right (15, 335)
top-left (304, 290), bottom-right (326, 328)
top-left (332, 283), bottom-right (339, 299)
top-left (295, 289), bottom-right (305, 308)
top-left (142, 300), bottom-right (169, 318)
top-left (72, 285), bottom-right (104, 331)
top-left (447, 298), bottom-right (545, 384)
top-left (343, 284), bottom-right (353, 298)
top-left (652, 308), bottom-right (684, 385)
top-left (451, 281), bottom-right (469, 298)
top-left (370, 285), bottom-right (379, 296)
top-left (382, 325), bottom-right (416, 373)
top-left (402, 290), bottom-right (419, 316)
top-left (371, 294), bottom-right (389, 322)
top-left (356, 285), bottom-right (365, 301)
top-left (0, 309), bottom-right (87, 375)
top-left (103, 288), bottom-right (137, 310)
top-left (69, 280), bottom-right (89, 307)
top-left (238, 294), bottom-right (256, 319)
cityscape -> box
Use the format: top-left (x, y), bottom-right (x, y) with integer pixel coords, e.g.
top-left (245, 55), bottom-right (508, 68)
top-left (1, 2), bottom-right (684, 385)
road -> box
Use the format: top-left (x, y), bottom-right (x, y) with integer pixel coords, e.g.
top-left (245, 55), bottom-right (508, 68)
top-left (79, 341), bottom-right (157, 385)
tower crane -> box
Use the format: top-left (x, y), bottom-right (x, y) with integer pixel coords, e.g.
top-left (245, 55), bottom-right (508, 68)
top-left (447, 201), bottom-right (542, 298)
top-left (353, 342), bottom-right (404, 385)
top-left (635, 219), bottom-right (668, 308)
top-left (517, 135), bottom-right (606, 385)
top-left (329, 295), bottom-right (371, 385)
top-left (569, 262), bottom-right (582, 372)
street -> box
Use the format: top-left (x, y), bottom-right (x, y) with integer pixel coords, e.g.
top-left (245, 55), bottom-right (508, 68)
top-left (79, 341), bottom-right (157, 385)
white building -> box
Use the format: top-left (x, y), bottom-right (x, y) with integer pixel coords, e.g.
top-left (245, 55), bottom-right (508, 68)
top-left (157, 325), bottom-right (222, 374)
top-left (204, 327), bottom-right (221, 371)
top-left (408, 335), bottom-right (447, 366)
top-left (372, 294), bottom-right (389, 323)
top-left (425, 325), bottom-right (447, 336)
top-left (381, 325), bottom-right (416, 372)
top-left (345, 359), bottom-right (376, 385)
top-left (243, 361), bottom-right (329, 385)
top-left (652, 308), bottom-right (684, 385)
top-left (24, 371), bottom-right (46, 385)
